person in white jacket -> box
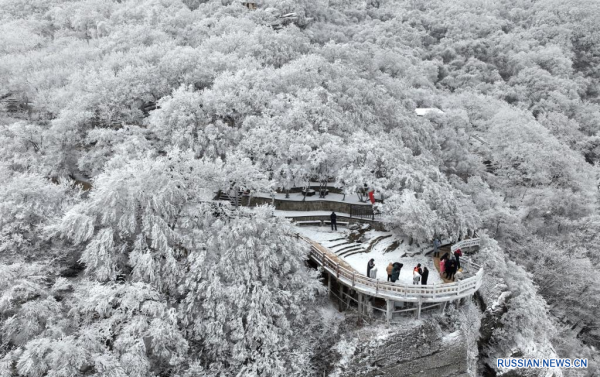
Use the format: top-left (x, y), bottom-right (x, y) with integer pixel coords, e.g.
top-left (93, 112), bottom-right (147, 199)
top-left (412, 269), bottom-right (421, 285)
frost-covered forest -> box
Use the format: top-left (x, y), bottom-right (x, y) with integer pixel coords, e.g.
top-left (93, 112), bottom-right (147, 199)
top-left (1, 0), bottom-right (599, 376)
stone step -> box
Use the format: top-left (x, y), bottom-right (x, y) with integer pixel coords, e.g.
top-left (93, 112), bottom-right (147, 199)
top-left (335, 243), bottom-right (363, 254)
top-left (296, 220), bottom-right (322, 226)
top-left (338, 246), bottom-right (365, 257)
top-left (343, 249), bottom-right (368, 258)
top-left (328, 241), bottom-right (353, 249)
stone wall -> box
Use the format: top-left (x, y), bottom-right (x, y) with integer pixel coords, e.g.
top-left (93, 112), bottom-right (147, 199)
top-left (222, 194), bottom-right (386, 230)
top-left (291, 215), bottom-right (387, 231)
top-left (249, 196), bottom-right (373, 214)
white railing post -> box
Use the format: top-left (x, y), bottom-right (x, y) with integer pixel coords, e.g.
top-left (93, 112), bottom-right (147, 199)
top-left (386, 299), bottom-right (393, 324)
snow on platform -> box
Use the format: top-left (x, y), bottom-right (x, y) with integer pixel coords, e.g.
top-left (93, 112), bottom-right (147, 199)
top-left (296, 226), bottom-right (442, 285)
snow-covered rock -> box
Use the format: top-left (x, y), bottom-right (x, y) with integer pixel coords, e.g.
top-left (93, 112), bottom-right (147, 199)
top-left (327, 319), bottom-right (469, 377)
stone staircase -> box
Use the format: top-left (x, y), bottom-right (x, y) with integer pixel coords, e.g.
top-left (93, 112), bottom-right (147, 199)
top-left (326, 235), bottom-right (391, 258)
top-left (337, 243), bottom-right (366, 257)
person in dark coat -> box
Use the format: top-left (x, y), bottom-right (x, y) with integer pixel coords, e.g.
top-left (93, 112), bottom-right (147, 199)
top-left (440, 252), bottom-right (449, 262)
top-left (421, 267), bottom-right (429, 285)
top-left (366, 258), bottom-right (375, 278)
top-left (330, 211), bottom-right (337, 231)
top-left (444, 260), bottom-right (451, 279)
top-left (391, 262), bottom-right (403, 282)
top-left (446, 260), bottom-right (456, 281)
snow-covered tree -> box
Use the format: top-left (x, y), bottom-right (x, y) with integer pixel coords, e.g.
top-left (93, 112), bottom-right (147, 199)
top-left (2, 0), bottom-right (600, 374)
top-left (0, 268), bottom-right (188, 377)
top-left (0, 169), bottom-right (77, 257)
top-left (55, 151), bottom-right (227, 291)
top-left (383, 190), bottom-right (438, 242)
top-left (180, 206), bottom-right (323, 376)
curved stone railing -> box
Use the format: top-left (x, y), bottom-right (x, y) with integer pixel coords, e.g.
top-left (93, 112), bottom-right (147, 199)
top-left (299, 234), bottom-right (483, 303)
top-left (451, 238), bottom-right (480, 253)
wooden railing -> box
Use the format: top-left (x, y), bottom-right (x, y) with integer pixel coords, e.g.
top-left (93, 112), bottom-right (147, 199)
top-left (349, 204), bottom-right (381, 220)
top-left (298, 234), bottom-right (483, 303)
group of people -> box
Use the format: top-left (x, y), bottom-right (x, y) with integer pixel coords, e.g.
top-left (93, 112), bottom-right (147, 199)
top-left (440, 249), bottom-right (462, 281)
top-left (377, 261), bottom-right (430, 285)
top-left (386, 261), bottom-right (403, 282)
top-left (362, 238), bottom-right (464, 285)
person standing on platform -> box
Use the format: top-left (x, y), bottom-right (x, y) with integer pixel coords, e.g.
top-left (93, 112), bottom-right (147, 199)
top-left (367, 258), bottom-right (375, 278)
top-left (421, 267), bottom-right (429, 285)
top-left (368, 190), bottom-right (376, 205)
top-left (414, 263), bottom-right (422, 275)
top-left (447, 260), bottom-right (457, 281)
top-left (433, 238), bottom-right (441, 257)
top-left (454, 248), bottom-right (462, 270)
top-left (412, 269), bottom-right (421, 285)
top-left (440, 258), bottom-right (446, 277)
top-left (386, 262), bottom-right (394, 282)
top-left (391, 262), bottom-right (403, 282)
top-left (330, 211), bottom-right (337, 231)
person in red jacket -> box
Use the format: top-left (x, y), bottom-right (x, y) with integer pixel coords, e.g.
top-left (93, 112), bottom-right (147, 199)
top-left (413, 263), bottom-right (422, 275)
top-left (412, 264), bottom-right (422, 285)
top-left (454, 248), bottom-right (462, 270)
top-left (368, 190), bottom-right (375, 204)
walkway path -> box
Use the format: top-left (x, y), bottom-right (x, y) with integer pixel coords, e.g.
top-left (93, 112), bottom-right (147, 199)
top-left (433, 239), bottom-right (482, 283)
top-left (298, 233), bottom-right (483, 321)
top-left (433, 246), bottom-right (454, 284)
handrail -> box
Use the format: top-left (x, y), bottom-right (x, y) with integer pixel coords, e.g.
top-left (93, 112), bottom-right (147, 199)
top-left (451, 238), bottom-right (481, 253)
top-left (298, 234), bottom-right (483, 302)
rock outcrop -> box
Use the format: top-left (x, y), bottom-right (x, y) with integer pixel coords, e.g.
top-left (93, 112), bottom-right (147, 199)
top-left (328, 316), bottom-right (470, 377)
